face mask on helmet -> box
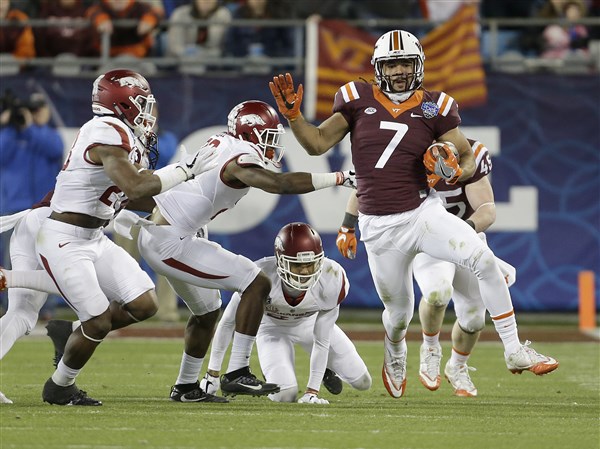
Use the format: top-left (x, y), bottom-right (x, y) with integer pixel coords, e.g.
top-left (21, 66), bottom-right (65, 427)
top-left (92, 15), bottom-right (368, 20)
top-left (372, 30), bottom-right (425, 103)
top-left (274, 222), bottom-right (324, 291)
top-left (227, 100), bottom-right (285, 168)
top-left (138, 131), bottom-right (159, 169)
top-left (92, 69), bottom-right (157, 137)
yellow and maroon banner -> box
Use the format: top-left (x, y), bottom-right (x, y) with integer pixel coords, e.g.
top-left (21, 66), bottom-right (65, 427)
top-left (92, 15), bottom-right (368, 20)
top-left (315, 5), bottom-right (487, 121)
top-left (421, 5), bottom-right (487, 108)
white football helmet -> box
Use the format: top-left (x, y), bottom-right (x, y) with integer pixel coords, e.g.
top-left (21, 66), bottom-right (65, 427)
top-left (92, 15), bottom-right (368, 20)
top-left (371, 30), bottom-right (425, 102)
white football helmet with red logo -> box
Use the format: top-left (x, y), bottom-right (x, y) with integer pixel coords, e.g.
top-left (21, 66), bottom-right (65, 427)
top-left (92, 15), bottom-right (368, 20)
top-left (372, 30), bottom-right (425, 102)
top-left (227, 100), bottom-right (285, 167)
top-left (92, 69), bottom-right (156, 137)
top-left (274, 222), bottom-right (324, 291)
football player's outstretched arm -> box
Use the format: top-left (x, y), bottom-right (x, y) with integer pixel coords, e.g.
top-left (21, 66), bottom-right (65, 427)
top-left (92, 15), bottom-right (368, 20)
top-left (464, 176), bottom-right (496, 232)
top-left (269, 73), bottom-right (350, 155)
top-left (94, 143), bottom-right (218, 200)
top-left (438, 127), bottom-right (475, 181)
top-left (336, 191), bottom-right (359, 259)
top-left (95, 145), bottom-right (163, 200)
top-left (226, 164), bottom-right (356, 194)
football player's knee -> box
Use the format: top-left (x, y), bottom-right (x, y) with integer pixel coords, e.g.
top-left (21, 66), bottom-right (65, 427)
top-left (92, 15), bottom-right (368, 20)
top-left (351, 372), bottom-right (372, 391)
top-left (128, 293), bottom-right (159, 321)
top-left (83, 315), bottom-right (112, 340)
top-left (470, 247), bottom-right (498, 278)
top-left (268, 386), bottom-right (298, 403)
top-left (423, 284), bottom-right (453, 307)
top-left (459, 312), bottom-right (485, 334)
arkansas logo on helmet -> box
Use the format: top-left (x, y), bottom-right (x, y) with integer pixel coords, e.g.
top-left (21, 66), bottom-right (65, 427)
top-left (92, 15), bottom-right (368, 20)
top-left (240, 114), bottom-right (267, 127)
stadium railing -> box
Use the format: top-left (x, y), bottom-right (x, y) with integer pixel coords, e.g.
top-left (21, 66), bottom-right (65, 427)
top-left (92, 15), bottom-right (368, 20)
top-left (0, 16), bottom-right (598, 76)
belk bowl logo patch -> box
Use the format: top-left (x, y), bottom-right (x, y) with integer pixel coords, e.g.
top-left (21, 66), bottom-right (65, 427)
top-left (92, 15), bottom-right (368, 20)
top-left (421, 102), bottom-right (439, 119)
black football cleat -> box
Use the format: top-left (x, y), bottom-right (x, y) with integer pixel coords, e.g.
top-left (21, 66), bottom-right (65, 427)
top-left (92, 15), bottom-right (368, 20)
top-left (170, 381), bottom-right (228, 403)
top-left (322, 368), bottom-right (343, 395)
top-left (220, 367), bottom-right (280, 397)
top-left (42, 378), bottom-right (102, 406)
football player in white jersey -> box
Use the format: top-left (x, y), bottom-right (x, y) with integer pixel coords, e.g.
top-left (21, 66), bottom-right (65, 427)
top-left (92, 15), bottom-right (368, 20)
top-left (110, 100), bottom-right (357, 402)
top-left (199, 222), bottom-right (372, 404)
top-left (0, 196), bottom-right (52, 404)
top-left (270, 30), bottom-right (558, 399)
top-left (0, 69), bottom-right (218, 406)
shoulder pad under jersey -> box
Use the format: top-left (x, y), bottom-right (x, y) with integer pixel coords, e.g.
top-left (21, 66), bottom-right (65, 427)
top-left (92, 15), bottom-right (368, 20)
top-left (236, 151), bottom-right (267, 168)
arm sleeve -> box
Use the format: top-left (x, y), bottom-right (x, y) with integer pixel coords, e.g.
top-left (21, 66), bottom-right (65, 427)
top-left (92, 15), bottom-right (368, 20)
top-left (306, 307), bottom-right (340, 392)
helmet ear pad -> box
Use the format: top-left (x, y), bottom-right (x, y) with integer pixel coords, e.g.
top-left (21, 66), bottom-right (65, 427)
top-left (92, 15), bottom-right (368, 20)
top-left (274, 222), bottom-right (324, 291)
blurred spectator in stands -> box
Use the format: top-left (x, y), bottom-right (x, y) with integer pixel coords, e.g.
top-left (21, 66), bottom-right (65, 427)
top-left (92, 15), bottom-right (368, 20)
top-left (541, 0), bottom-right (589, 58)
top-left (224, 0), bottom-right (292, 59)
top-left (35, 0), bottom-right (94, 57)
top-left (0, 91), bottom-right (63, 315)
top-left (157, 0), bottom-right (189, 18)
top-left (0, 0), bottom-right (35, 59)
top-left (357, 1), bottom-right (418, 20)
top-left (287, 0), bottom-right (357, 19)
top-left (0, 91), bottom-right (63, 216)
top-left (480, 0), bottom-right (538, 57)
top-left (589, 0), bottom-right (600, 39)
top-left (86, 0), bottom-right (163, 57)
top-left (166, 0), bottom-right (231, 58)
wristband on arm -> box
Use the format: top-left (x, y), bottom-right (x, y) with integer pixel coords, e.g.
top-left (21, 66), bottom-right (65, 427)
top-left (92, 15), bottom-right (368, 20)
top-left (154, 166), bottom-right (188, 193)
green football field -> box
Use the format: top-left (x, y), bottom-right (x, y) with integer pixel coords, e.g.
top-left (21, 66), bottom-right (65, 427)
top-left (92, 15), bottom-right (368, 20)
top-left (0, 335), bottom-right (598, 449)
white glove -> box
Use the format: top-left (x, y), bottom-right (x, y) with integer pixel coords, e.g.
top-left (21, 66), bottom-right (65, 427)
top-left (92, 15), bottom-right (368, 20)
top-left (199, 372), bottom-right (220, 395)
top-left (336, 170), bottom-right (357, 189)
top-left (297, 393), bottom-right (329, 405)
top-left (176, 145), bottom-right (219, 180)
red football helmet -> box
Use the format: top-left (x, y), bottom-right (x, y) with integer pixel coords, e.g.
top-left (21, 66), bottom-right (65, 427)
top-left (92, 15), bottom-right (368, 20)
top-left (227, 100), bottom-right (285, 167)
top-left (92, 69), bottom-right (156, 136)
top-left (274, 222), bottom-right (324, 291)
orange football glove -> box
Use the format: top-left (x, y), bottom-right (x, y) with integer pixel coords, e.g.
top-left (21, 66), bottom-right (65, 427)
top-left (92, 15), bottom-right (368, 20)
top-left (423, 142), bottom-right (462, 185)
top-left (336, 227), bottom-right (357, 259)
top-left (426, 172), bottom-right (442, 189)
top-left (269, 73), bottom-right (303, 121)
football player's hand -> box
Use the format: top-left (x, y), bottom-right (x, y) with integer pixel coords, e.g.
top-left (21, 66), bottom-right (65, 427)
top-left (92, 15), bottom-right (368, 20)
top-left (426, 172), bottom-right (441, 189)
top-left (336, 227), bottom-right (357, 259)
top-left (298, 393), bottom-right (329, 405)
top-left (335, 170), bottom-right (356, 189)
top-left (199, 372), bottom-right (220, 395)
top-left (269, 73), bottom-right (303, 121)
top-left (423, 142), bottom-right (462, 185)
top-left (177, 144), bottom-right (219, 179)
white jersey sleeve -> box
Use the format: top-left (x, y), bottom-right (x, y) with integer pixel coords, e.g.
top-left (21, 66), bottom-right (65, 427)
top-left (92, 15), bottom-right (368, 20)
top-left (51, 116), bottom-right (144, 220)
top-left (154, 133), bottom-right (269, 234)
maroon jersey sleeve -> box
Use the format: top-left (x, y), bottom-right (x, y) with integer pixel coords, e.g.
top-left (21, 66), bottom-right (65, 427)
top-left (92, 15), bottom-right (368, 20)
top-left (333, 82), bottom-right (463, 215)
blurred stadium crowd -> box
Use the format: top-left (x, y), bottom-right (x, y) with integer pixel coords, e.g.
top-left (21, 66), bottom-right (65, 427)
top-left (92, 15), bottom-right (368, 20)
top-left (0, 0), bottom-right (599, 73)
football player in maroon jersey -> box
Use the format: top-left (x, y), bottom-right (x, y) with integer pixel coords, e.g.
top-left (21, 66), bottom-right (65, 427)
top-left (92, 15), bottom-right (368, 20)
top-left (270, 30), bottom-right (558, 399)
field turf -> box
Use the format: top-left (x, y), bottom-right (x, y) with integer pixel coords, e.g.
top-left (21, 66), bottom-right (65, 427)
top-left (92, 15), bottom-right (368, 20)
top-left (0, 335), bottom-right (598, 449)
